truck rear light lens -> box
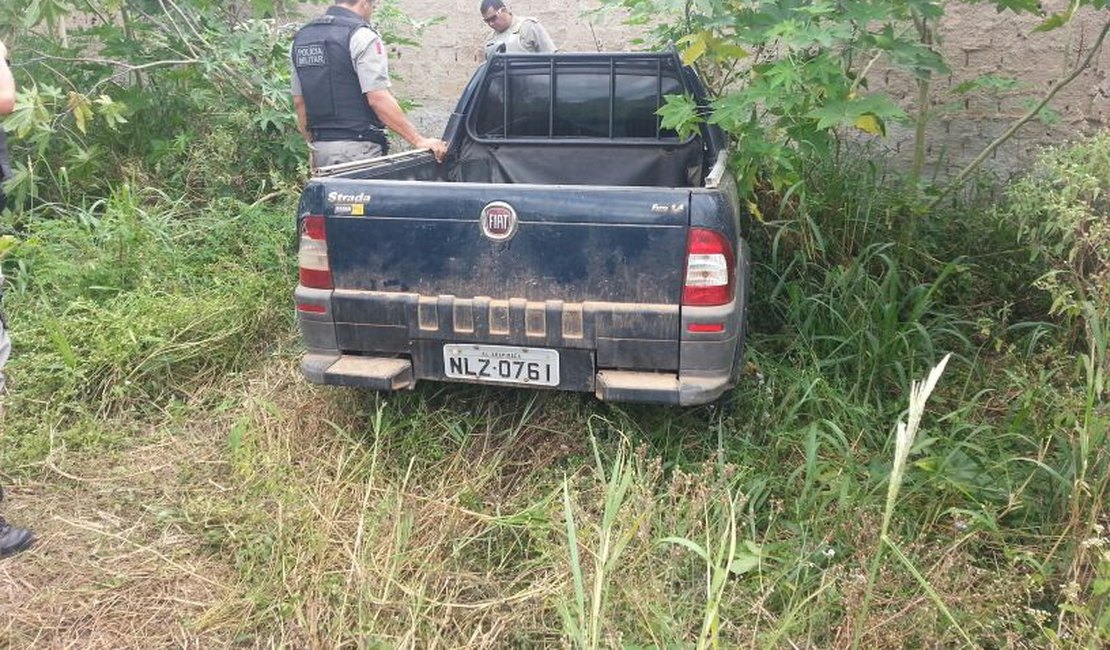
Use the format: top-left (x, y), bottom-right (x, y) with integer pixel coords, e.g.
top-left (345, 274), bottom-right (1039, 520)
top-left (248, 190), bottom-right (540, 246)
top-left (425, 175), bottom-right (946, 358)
top-left (299, 215), bottom-right (332, 289)
top-left (688, 322), bottom-right (724, 333)
top-left (682, 228), bottom-right (734, 306)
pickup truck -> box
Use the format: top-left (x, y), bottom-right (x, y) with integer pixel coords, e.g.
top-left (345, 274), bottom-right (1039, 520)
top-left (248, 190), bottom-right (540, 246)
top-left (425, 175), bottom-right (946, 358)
top-left (294, 50), bottom-right (750, 405)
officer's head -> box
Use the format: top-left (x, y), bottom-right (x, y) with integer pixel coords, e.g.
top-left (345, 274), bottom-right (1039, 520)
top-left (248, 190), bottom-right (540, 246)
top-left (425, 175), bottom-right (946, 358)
top-left (480, 1), bottom-right (513, 33)
top-left (337, 0), bottom-right (375, 21)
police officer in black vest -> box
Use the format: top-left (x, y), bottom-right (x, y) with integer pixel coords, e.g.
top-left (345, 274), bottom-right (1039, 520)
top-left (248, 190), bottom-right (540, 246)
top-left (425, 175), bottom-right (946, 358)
top-left (291, 0), bottom-right (447, 169)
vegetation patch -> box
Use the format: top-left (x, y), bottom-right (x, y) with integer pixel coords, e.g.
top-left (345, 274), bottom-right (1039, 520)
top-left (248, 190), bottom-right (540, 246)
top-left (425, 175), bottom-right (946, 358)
top-left (1, 0), bottom-right (1108, 647)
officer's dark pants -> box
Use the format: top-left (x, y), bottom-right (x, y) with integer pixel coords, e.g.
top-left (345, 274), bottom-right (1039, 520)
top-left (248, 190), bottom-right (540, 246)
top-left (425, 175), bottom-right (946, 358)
top-left (312, 140), bottom-right (384, 168)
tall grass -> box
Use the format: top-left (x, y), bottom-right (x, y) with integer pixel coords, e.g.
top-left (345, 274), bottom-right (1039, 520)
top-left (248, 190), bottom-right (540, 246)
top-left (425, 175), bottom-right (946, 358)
top-left (3, 130), bottom-right (1109, 646)
top-left (851, 354), bottom-right (971, 647)
top-left (0, 189), bottom-right (294, 466)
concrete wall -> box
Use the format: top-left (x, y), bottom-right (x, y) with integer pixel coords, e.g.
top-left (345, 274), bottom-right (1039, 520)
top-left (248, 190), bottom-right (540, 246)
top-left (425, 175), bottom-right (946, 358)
top-left (384, 0), bottom-right (1109, 176)
top-left (386, 0), bottom-right (644, 135)
top-left (878, 1), bottom-right (1110, 178)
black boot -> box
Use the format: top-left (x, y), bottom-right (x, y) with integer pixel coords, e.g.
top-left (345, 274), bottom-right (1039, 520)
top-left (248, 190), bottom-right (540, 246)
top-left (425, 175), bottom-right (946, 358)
top-left (0, 515), bottom-right (33, 557)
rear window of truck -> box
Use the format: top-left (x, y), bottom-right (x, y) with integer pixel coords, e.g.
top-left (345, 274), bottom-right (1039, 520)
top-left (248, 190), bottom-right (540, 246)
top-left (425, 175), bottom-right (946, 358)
top-left (472, 57), bottom-right (685, 140)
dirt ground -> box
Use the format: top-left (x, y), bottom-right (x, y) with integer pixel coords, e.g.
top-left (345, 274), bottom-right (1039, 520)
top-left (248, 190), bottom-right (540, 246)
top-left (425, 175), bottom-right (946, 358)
top-left (0, 425), bottom-right (239, 648)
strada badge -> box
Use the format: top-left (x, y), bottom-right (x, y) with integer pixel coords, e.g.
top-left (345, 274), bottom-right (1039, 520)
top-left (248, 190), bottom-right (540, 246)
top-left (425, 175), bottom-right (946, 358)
top-left (327, 191), bottom-right (373, 204)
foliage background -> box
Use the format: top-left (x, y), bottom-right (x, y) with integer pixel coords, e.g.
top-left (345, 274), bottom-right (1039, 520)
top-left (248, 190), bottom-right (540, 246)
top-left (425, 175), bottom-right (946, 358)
top-left (0, 0), bottom-right (1108, 647)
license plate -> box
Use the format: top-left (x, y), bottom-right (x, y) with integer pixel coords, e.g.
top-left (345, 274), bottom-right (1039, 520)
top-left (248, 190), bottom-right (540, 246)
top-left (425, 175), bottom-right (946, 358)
top-left (442, 344), bottom-right (560, 387)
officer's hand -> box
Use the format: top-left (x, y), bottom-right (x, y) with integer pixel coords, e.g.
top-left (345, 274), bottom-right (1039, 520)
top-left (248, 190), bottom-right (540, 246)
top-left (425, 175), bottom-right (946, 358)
top-left (305, 141), bottom-right (317, 174)
top-left (417, 137), bottom-right (448, 164)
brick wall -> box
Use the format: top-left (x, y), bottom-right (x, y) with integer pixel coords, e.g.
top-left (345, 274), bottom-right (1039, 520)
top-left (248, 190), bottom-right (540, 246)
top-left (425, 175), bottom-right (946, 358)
top-left (384, 0), bottom-right (1109, 175)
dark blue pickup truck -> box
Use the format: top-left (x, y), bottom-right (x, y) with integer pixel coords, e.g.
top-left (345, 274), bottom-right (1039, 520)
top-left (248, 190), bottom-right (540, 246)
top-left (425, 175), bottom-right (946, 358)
top-left (294, 50), bottom-right (750, 405)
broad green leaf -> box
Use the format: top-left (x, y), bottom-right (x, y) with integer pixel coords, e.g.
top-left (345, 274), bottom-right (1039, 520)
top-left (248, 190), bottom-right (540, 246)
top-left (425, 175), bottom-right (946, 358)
top-left (729, 541), bottom-right (765, 575)
top-left (659, 536), bottom-right (709, 562)
top-left (67, 91), bottom-right (92, 135)
top-left (677, 31), bottom-right (709, 66)
top-left (1035, 13), bottom-right (1072, 33)
top-left (855, 113), bottom-right (884, 135)
top-left (713, 44), bottom-right (749, 61)
top-left (745, 200), bottom-right (764, 223)
top-left (953, 74), bottom-right (1021, 94)
top-left (657, 93), bottom-right (703, 140)
top-left (729, 553), bottom-right (760, 575)
top-left (992, 0), bottom-right (1046, 14)
top-left (0, 235), bottom-right (18, 259)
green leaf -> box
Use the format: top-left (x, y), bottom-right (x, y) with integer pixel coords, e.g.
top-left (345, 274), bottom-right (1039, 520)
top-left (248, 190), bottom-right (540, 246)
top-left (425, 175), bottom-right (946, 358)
top-left (67, 92), bottom-right (92, 135)
top-left (806, 95), bottom-right (905, 131)
top-left (657, 93), bottom-right (703, 140)
top-left (676, 32), bottom-right (709, 66)
top-left (729, 541), bottom-right (765, 575)
top-left (1035, 13), bottom-right (1072, 33)
top-left (659, 536), bottom-right (709, 562)
top-left (992, 0), bottom-right (1047, 14)
top-left (729, 553), bottom-right (760, 575)
top-left (855, 113), bottom-right (884, 136)
top-left (953, 74), bottom-right (1022, 94)
top-left (714, 43), bottom-right (749, 60)
top-left (0, 235), bottom-right (18, 259)
top-left (1094, 578), bottom-right (1110, 596)
top-left (227, 421), bottom-right (245, 453)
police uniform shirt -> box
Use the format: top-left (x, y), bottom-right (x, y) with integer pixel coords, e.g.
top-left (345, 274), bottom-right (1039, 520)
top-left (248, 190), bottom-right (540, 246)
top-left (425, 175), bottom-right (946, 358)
top-left (291, 26), bottom-right (391, 98)
top-left (484, 15), bottom-right (556, 59)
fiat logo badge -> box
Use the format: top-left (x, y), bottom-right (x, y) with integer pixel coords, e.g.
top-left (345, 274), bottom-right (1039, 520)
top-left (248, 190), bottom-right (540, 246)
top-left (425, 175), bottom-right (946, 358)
top-left (480, 201), bottom-right (518, 242)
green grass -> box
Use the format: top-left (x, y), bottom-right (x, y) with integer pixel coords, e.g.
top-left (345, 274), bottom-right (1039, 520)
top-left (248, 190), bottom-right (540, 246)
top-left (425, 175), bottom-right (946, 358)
top-left (1, 140), bottom-right (1108, 647)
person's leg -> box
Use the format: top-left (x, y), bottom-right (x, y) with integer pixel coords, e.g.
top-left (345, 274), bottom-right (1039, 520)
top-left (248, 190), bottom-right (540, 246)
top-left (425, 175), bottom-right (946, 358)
top-left (0, 300), bottom-right (8, 411)
top-left (0, 517), bottom-right (33, 557)
top-left (0, 488), bottom-right (33, 557)
top-left (0, 294), bottom-right (32, 557)
top-left (0, 306), bottom-right (8, 396)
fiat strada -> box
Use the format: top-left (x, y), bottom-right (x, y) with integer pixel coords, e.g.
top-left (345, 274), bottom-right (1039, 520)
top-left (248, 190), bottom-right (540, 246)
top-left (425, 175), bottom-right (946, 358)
top-left (294, 50), bottom-right (750, 405)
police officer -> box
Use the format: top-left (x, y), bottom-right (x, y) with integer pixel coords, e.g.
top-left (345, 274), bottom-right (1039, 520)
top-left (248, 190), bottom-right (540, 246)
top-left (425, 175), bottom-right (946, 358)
top-left (0, 37), bottom-right (35, 558)
top-left (480, 1), bottom-right (557, 60)
top-left (291, 0), bottom-right (447, 168)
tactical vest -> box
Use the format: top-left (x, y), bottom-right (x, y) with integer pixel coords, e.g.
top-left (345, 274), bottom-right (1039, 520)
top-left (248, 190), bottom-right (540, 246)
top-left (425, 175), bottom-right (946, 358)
top-left (292, 7), bottom-right (385, 138)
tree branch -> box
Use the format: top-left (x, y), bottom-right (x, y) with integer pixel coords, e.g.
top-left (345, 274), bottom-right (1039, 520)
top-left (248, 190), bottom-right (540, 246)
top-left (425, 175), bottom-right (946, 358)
top-left (927, 19), bottom-right (1110, 211)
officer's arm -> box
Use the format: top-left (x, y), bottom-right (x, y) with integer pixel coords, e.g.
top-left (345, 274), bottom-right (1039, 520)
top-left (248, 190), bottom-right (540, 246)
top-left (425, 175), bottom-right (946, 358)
top-left (0, 41), bottom-right (15, 116)
top-left (292, 95), bottom-right (310, 143)
top-left (366, 90), bottom-right (446, 162)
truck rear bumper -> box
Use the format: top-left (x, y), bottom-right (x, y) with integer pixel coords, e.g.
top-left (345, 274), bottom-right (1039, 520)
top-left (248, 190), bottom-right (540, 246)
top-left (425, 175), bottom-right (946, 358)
top-left (595, 370), bottom-right (730, 405)
top-left (297, 287), bottom-right (744, 406)
top-left (303, 353), bottom-right (414, 390)
top-left (301, 351), bottom-right (732, 406)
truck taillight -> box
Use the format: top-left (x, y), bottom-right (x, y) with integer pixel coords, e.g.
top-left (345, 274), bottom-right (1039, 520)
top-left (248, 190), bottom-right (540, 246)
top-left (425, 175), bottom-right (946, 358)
top-left (299, 215), bottom-right (332, 289)
top-left (682, 228), bottom-right (734, 306)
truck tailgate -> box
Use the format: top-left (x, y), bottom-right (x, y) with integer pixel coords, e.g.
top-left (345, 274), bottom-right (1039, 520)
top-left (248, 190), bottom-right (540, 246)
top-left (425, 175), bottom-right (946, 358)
top-left (319, 179), bottom-right (690, 304)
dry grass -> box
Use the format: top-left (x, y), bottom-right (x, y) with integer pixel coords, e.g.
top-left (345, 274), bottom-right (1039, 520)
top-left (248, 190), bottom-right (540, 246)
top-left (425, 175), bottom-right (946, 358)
top-left (1, 353), bottom-right (1098, 648)
top-left (2, 357), bottom-right (593, 647)
top-left (0, 429), bottom-right (236, 648)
